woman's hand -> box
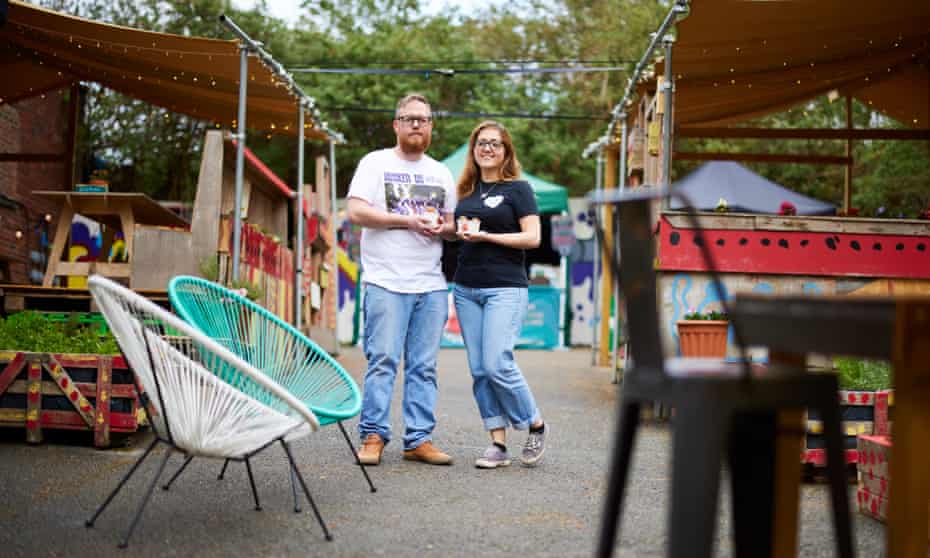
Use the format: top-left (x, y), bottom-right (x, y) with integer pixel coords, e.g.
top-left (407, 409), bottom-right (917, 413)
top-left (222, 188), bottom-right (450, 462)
top-left (458, 229), bottom-right (488, 243)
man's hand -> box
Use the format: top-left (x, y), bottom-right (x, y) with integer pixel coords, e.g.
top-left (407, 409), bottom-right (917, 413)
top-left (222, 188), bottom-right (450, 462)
top-left (407, 214), bottom-right (442, 237)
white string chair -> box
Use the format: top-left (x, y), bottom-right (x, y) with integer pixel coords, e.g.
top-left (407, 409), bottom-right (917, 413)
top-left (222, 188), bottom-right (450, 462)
top-left (83, 275), bottom-right (332, 548)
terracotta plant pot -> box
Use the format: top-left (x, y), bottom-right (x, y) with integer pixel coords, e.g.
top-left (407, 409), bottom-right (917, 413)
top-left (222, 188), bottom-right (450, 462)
top-left (676, 320), bottom-right (729, 358)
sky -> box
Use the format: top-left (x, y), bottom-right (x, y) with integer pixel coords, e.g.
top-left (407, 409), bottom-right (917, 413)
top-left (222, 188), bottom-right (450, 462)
top-left (231, 0), bottom-right (499, 24)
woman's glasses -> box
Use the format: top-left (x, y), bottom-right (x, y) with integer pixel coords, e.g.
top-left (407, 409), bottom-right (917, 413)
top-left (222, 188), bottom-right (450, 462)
top-left (476, 139), bottom-right (504, 150)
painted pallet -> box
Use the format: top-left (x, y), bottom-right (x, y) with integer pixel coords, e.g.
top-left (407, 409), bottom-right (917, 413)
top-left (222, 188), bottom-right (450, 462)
top-left (802, 389), bottom-right (893, 467)
top-left (855, 434), bottom-right (930, 536)
top-left (857, 434), bottom-right (891, 498)
top-left (0, 351), bottom-right (142, 448)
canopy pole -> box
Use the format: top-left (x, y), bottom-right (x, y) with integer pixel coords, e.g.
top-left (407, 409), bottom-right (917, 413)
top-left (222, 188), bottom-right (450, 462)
top-left (329, 139), bottom-right (339, 354)
top-left (598, 150), bottom-right (617, 368)
top-left (844, 95), bottom-right (853, 213)
top-left (295, 107), bottom-right (305, 327)
top-left (232, 43), bottom-right (248, 283)
top-left (591, 151), bottom-right (604, 365)
top-left (660, 35), bottom-right (676, 194)
top-left (619, 115), bottom-right (629, 191)
top-left (612, 114), bottom-right (630, 381)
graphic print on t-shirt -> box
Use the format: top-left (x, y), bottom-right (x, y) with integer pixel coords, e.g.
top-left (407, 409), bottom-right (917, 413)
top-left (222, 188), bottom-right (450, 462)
top-left (383, 171), bottom-right (447, 218)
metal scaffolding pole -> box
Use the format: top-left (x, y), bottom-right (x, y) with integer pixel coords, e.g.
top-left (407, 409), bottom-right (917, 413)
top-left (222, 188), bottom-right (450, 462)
top-left (295, 107), bottom-right (305, 327)
top-left (611, 115), bottom-right (629, 380)
top-left (220, 13), bottom-right (344, 327)
top-left (329, 139), bottom-right (339, 354)
top-left (591, 151), bottom-right (604, 365)
top-left (231, 43), bottom-right (248, 282)
top-left (661, 36), bottom-right (676, 189)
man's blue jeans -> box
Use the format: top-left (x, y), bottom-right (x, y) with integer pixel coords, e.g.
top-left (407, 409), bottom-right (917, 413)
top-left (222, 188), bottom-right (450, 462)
top-left (453, 285), bottom-right (541, 431)
top-left (358, 283), bottom-right (448, 450)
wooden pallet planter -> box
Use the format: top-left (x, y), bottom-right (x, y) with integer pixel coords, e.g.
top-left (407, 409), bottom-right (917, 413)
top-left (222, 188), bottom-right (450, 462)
top-left (802, 389), bottom-right (893, 467)
top-left (855, 434), bottom-right (930, 536)
top-left (0, 351), bottom-right (143, 448)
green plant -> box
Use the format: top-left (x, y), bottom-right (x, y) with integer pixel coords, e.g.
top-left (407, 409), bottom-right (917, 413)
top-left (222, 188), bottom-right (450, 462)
top-left (198, 255), bottom-right (219, 281)
top-left (198, 256), bottom-right (263, 302)
top-left (682, 308), bottom-right (728, 321)
top-left (834, 357), bottom-right (892, 391)
top-left (0, 311), bottom-right (120, 354)
top-left (230, 279), bottom-right (264, 302)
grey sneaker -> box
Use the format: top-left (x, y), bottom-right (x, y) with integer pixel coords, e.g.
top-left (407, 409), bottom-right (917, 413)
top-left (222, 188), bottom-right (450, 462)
top-left (475, 445), bottom-right (511, 469)
top-left (521, 424), bottom-right (547, 466)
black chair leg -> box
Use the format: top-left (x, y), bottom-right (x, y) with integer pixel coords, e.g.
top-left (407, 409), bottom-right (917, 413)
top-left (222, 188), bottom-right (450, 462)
top-left (217, 458), bottom-right (230, 480)
top-left (728, 411), bottom-right (776, 558)
top-left (595, 399), bottom-right (641, 558)
top-left (281, 440), bottom-right (333, 541)
top-left (86, 437), bottom-right (159, 528)
top-left (161, 454), bottom-right (193, 491)
top-left (244, 458), bottom-right (262, 511)
top-left (338, 421), bottom-right (377, 493)
top-left (290, 467), bottom-right (302, 513)
top-left (668, 401), bottom-right (729, 558)
top-left (118, 447), bottom-right (173, 548)
top-left (820, 393), bottom-right (855, 558)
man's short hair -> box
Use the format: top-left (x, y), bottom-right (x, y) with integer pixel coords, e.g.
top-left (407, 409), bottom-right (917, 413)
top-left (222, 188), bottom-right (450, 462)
top-left (395, 94), bottom-right (430, 117)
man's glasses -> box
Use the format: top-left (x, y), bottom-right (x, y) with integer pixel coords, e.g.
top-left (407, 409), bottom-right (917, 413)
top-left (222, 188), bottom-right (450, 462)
top-left (476, 139), bottom-right (504, 150)
top-left (396, 115), bottom-right (433, 127)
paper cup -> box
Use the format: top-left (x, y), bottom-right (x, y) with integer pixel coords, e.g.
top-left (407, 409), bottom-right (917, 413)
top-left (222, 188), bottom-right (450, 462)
top-left (423, 209), bottom-right (439, 227)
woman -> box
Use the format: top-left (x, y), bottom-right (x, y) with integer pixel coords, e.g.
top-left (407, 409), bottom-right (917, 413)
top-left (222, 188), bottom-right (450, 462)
top-left (453, 121), bottom-right (547, 469)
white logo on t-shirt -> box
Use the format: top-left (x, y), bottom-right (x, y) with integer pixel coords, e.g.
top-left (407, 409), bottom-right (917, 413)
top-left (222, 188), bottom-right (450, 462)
top-left (483, 195), bottom-right (504, 208)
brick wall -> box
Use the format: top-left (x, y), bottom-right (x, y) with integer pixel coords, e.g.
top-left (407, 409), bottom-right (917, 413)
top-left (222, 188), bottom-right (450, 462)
top-left (0, 91), bottom-right (71, 284)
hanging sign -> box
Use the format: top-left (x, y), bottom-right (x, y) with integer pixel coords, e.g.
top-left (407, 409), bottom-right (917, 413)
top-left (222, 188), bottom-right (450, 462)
top-left (550, 214), bottom-right (576, 257)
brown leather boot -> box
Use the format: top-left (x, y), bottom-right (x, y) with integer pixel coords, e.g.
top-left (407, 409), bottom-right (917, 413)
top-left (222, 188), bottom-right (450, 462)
top-left (357, 434), bottom-right (384, 466)
top-left (402, 441), bottom-right (453, 465)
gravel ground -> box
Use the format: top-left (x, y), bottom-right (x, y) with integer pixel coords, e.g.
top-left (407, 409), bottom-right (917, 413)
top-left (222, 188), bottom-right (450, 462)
top-left (0, 346), bottom-right (892, 557)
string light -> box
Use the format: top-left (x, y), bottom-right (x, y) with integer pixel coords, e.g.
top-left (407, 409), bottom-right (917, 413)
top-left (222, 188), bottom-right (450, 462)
top-left (10, 19), bottom-right (339, 142)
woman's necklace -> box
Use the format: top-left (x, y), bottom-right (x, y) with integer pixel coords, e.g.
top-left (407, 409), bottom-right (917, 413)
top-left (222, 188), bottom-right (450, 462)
top-left (480, 181), bottom-right (498, 200)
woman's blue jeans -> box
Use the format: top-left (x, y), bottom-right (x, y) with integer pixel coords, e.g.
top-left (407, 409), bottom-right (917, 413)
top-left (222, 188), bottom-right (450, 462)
top-left (358, 283), bottom-right (448, 451)
top-left (453, 285), bottom-right (541, 432)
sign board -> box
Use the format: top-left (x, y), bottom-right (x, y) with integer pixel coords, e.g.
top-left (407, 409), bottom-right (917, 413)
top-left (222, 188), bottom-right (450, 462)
top-left (442, 285), bottom-right (559, 350)
top-left (550, 214), bottom-right (576, 257)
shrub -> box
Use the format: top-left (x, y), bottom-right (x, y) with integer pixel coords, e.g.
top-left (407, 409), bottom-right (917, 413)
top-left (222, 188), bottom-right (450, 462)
top-left (0, 311), bottom-right (120, 354)
top-left (834, 357), bottom-right (892, 391)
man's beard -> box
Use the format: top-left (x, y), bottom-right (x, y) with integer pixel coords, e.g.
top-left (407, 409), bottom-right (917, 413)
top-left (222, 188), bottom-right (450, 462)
top-left (398, 132), bottom-right (430, 155)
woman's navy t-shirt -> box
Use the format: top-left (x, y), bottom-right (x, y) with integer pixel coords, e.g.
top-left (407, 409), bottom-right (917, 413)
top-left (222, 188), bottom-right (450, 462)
top-left (453, 179), bottom-right (538, 288)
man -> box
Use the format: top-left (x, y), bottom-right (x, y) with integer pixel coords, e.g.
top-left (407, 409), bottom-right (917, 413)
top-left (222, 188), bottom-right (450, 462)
top-left (347, 93), bottom-right (457, 466)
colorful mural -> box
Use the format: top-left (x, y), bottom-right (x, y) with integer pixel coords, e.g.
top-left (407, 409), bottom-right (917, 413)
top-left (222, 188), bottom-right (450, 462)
top-left (66, 215), bottom-right (102, 289)
top-left (660, 273), bottom-right (833, 359)
top-left (337, 248), bottom-right (358, 345)
top-left (568, 197), bottom-right (598, 346)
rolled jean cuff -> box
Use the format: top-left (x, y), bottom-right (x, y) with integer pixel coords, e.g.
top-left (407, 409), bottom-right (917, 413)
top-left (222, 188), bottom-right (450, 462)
top-left (482, 415), bottom-right (508, 431)
top-left (512, 410), bottom-right (542, 431)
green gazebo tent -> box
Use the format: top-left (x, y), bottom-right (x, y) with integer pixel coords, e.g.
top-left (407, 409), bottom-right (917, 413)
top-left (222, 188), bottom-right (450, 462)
top-left (440, 144), bottom-right (569, 214)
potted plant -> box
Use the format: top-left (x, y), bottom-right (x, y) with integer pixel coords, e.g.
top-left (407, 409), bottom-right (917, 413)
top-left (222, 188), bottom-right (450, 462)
top-left (676, 308), bottom-right (729, 358)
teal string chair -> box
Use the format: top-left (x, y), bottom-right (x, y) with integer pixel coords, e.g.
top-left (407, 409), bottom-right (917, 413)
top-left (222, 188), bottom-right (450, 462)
top-left (168, 276), bottom-right (376, 496)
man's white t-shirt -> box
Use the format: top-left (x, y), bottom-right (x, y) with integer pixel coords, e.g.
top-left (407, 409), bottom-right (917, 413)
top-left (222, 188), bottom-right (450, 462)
top-left (348, 148), bottom-right (456, 294)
